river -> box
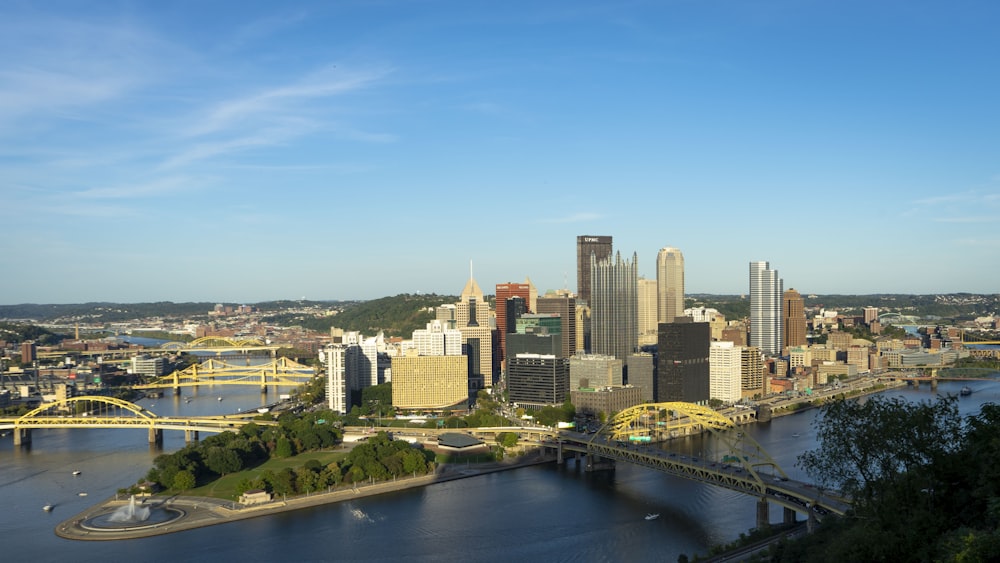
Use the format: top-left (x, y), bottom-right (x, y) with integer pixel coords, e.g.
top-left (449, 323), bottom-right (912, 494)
top-left (2, 379), bottom-right (998, 562)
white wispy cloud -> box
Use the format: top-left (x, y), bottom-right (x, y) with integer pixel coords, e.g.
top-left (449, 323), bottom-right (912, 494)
top-left (73, 176), bottom-right (199, 200)
top-left (0, 15), bottom-right (187, 129)
top-left (185, 65), bottom-right (392, 138)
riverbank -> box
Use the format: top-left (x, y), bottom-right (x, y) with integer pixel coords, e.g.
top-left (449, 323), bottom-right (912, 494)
top-left (766, 377), bottom-right (908, 418)
top-left (55, 451), bottom-right (556, 541)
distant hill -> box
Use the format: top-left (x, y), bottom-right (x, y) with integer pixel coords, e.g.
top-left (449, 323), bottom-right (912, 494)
top-left (261, 294), bottom-right (459, 338)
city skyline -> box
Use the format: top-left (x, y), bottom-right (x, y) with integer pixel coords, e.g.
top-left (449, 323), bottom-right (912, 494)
top-left (3, 1), bottom-right (999, 305)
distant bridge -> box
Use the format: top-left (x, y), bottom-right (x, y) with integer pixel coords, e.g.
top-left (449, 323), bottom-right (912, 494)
top-left (134, 357), bottom-right (317, 392)
top-left (0, 396), bottom-right (276, 447)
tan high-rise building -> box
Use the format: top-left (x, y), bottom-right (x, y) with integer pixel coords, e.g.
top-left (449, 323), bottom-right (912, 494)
top-left (783, 288), bottom-right (807, 350)
top-left (656, 247), bottom-right (685, 324)
top-left (637, 277), bottom-right (658, 346)
top-left (456, 274), bottom-right (490, 330)
top-left (391, 350), bottom-right (468, 411)
top-left (741, 346), bottom-right (766, 398)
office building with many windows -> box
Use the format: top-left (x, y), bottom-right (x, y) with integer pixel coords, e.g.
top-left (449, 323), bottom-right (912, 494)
top-left (656, 246), bottom-right (685, 324)
top-left (590, 251), bottom-right (638, 362)
top-left (749, 261), bottom-right (783, 356)
top-left (576, 235), bottom-right (613, 305)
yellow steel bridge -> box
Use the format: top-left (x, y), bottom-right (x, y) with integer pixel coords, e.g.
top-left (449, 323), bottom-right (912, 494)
top-left (135, 357), bottom-right (318, 391)
top-left (0, 396), bottom-right (277, 447)
top-left (468, 402), bottom-right (850, 526)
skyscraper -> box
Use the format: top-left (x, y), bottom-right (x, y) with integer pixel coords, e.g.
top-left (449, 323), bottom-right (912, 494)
top-left (536, 293), bottom-right (577, 358)
top-left (576, 235), bottom-right (612, 305)
top-left (496, 281), bottom-right (533, 365)
top-left (749, 261), bottom-right (783, 356)
top-left (590, 250), bottom-right (638, 362)
top-left (656, 318), bottom-right (710, 402)
top-left (637, 277), bottom-right (658, 346)
top-left (783, 288), bottom-right (807, 350)
top-left (656, 247), bottom-right (685, 324)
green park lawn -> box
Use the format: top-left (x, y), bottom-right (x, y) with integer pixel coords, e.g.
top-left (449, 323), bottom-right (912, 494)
top-left (187, 450), bottom-right (348, 500)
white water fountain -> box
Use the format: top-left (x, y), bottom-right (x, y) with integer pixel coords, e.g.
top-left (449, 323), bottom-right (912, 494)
top-left (108, 495), bottom-right (151, 523)
top-left (81, 494), bottom-right (182, 531)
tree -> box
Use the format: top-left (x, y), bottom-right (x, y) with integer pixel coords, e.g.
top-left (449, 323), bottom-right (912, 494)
top-left (204, 446), bottom-right (243, 476)
top-left (797, 395), bottom-right (962, 500)
top-left (172, 470), bottom-right (196, 491)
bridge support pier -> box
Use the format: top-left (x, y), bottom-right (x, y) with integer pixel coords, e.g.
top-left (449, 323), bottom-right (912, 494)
top-left (260, 386), bottom-right (268, 394)
top-left (783, 506), bottom-right (797, 525)
top-left (585, 454), bottom-right (615, 472)
top-left (185, 430), bottom-right (200, 443)
top-left (756, 498), bottom-right (770, 530)
top-left (174, 387), bottom-right (181, 396)
top-left (13, 427), bottom-right (31, 446)
top-left (930, 379), bottom-right (938, 391)
top-left (807, 508), bottom-right (818, 534)
top-left (556, 441), bottom-right (564, 464)
top-left (148, 428), bottom-right (163, 445)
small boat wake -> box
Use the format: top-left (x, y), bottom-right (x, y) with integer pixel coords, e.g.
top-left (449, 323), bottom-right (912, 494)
top-left (349, 506), bottom-right (374, 523)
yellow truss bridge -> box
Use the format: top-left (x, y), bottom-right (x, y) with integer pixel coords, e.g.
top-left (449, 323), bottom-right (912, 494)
top-left (134, 357), bottom-right (318, 391)
top-left (961, 333), bottom-right (1000, 346)
top-left (508, 402), bottom-right (851, 526)
top-left (0, 396), bottom-right (276, 447)
top-left (158, 336), bottom-right (283, 354)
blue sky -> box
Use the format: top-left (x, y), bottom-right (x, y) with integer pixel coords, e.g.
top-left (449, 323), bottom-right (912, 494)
top-left (2, 1), bottom-right (998, 304)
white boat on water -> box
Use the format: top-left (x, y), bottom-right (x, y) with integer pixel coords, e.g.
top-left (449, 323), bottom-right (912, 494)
top-left (43, 504), bottom-right (53, 512)
top-left (78, 492), bottom-right (88, 497)
top-left (218, 397), bottom-right (223, 401)
top-left (645, 513), bottom-right (660, 521)
top-left (73, 470), bottom-right (81, 476)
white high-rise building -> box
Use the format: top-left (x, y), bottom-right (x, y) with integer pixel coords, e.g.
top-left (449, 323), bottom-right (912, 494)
top-left (749, 261), bottom-right (783, 356)
top-left (656, 247), bottom-right (685, 324)
top-left (324, 344), bottom-right (348, 414)
top-left (710, 341), bottom-right (743, 403)
top-left (412, 320), bottom-right (463, 356)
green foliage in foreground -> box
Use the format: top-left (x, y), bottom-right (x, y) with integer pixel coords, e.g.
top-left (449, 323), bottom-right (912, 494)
top-left (781, 395), bottom-right (1000, 562)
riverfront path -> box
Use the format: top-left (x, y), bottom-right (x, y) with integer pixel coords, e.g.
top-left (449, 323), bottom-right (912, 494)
top-left (55, 453), bottom-right (555, 541)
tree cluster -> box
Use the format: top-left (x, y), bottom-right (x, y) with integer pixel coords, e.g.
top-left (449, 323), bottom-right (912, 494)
top-left (146, 411), bottom-right (342, 491)
top-left (784, 395), bottom-right (1000, 561)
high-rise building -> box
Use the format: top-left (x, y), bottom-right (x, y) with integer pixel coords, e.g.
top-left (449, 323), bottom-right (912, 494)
top-left (412, 320), bottom-right (463, 356)
top-left (507, 353), bottom-right (570, 409)
top-left (569, 354), bottom-right (623, 390)
top-left (591, 251), bottom-right (638, 362)
top-left (576, 235), bottom-right (613, 305)
top-left (749, 261), bottom-right (783, 356)
top-left (741, 346), bottom-right (765, 397)
top-left (656, 247), bottom-right (685, 324)
top-left (456, 273), bottom-right (490, 330)
top-left (863, 307), bottom-right (879, 325)
top-left (656, 318), bottom-right (710, 403)
top-left (709, 341), bottom-right (742, 403)
top-left (324, 344), bottom-right (348, 414)
top-left (391, 350), bottom-right (468, 411)
top-left (537, 293), bottom-right (577, 358)
top-left (626, 352), bottom-right (655, 402)
top-left (783, 288), bottom-right (807, 351)
top-left (637, 277), bottom-right (658, 346)
top-left (496, 282), bottom-right (533, 364)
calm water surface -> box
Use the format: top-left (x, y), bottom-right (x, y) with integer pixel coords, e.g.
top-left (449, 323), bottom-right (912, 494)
top-left (2, 380), bottom-right (998, 562)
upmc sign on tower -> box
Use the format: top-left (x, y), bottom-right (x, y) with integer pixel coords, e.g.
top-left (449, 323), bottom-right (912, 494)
top-left (576, 235), bottom-right (613, 305)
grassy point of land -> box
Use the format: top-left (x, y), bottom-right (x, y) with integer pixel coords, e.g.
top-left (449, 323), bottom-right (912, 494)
top-left (186, 450), bottom-right (349, 500)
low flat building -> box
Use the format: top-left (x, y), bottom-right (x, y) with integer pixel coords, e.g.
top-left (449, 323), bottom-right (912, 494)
top-left (571, 385), bottom-right (642, 418)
